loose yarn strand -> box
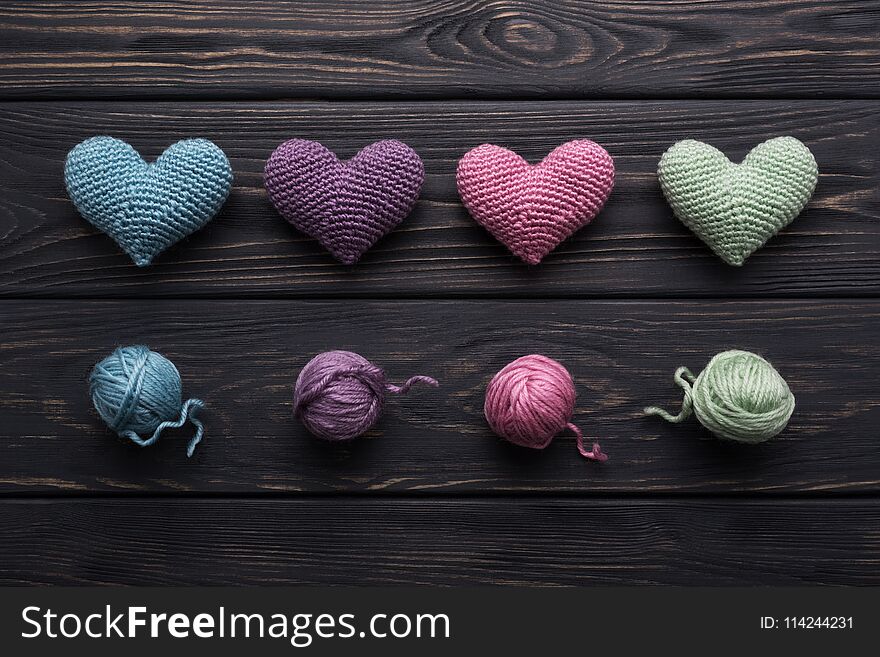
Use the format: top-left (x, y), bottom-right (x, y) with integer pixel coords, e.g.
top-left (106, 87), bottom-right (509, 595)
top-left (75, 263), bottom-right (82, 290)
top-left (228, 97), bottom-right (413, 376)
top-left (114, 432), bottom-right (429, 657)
top-left (567, 422), bottom-right (608, 462)
top-left (386, 375), bottom-right (439, 395)
top-left (643, 366), bottom-right (697, 423)
top-left (118, 397), bottom-right (205, 457)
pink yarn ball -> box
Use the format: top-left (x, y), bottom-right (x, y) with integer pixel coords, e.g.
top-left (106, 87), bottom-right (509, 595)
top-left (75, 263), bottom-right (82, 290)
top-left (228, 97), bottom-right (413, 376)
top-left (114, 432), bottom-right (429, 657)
top-left (484, 355), bottom-right (607, 461)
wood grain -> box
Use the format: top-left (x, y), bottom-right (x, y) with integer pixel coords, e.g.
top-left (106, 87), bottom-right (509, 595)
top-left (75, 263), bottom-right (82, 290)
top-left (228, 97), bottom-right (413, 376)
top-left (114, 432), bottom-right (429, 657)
top-left (0, 1), bottom-right (878, 100)
top-left (2, 2), bottom-right (878, 589)
top-left (1, 101), bottom-right (878, 298)
top-left (1, 498), bottom-right (877, 585)
top-left (2, 299), bottom-right (878, 495)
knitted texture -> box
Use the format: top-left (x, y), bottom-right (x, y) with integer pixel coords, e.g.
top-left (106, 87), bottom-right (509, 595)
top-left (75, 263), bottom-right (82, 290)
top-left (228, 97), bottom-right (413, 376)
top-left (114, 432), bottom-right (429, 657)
top-left (265, 139), bottom-right (424, 264)
top-left (293, 350), bottom-right (438, 441)
top-left (484, 355), bottom-right (606, 461)
top-left (456, 140), bottom-right (615, 264)
top-left (65, 136), bottom-right (232, 267)
top-left (644, 350), bottom-right (795, 444)
top-left (658, 136), bottom-right (818, 266)
top-left (89, 345), bottom-right (205, 457)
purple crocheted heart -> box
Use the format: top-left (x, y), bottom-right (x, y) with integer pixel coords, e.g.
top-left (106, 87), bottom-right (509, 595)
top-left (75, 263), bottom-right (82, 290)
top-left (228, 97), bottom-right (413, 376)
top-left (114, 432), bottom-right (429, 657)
top-left (264, 139), bottom-right (425, 264)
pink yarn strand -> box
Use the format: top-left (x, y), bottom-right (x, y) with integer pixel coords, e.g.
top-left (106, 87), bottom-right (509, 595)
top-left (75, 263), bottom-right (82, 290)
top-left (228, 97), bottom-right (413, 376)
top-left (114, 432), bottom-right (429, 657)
top-left (567, 422), bottom-right (608, 462)
top-left (386, 375), bottom-right (439, 395)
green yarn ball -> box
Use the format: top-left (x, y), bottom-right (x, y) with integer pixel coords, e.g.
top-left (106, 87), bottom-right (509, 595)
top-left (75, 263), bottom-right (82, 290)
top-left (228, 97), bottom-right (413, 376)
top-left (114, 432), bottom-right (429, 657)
top-left (645, 350), bottom-right (795, 444)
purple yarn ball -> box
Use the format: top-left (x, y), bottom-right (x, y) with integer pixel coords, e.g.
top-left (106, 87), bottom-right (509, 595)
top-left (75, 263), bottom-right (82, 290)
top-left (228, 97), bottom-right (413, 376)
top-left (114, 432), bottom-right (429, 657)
top-left (293, 350), bottom-right (438, 441)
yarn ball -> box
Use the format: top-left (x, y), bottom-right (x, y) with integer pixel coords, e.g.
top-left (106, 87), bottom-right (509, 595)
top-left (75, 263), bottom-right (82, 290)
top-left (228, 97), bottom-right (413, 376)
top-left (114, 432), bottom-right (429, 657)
top-left (89, 345), bottom-right (205, 457)
top-left (293, 350), bottom-right (438, 441)
top-left (484, 355), bottom-right (607, 461)
top-left (658, 136), bottom-right (818, 266)
top-left (265, 139), bottom-right (425, 264)
top-left (65, 136), bottom-right (232, 267)
top-left (456, 140), bottom-right (615, 264)
top-left (644, 349), bottom-right (795, 444)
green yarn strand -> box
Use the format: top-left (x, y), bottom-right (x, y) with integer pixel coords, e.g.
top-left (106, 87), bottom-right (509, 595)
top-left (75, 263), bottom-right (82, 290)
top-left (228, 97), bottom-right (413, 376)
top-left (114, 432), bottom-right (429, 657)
top-left (645, 350), bottom-right (795, 444)
top-left (643, 367), bottom-right (697, 423)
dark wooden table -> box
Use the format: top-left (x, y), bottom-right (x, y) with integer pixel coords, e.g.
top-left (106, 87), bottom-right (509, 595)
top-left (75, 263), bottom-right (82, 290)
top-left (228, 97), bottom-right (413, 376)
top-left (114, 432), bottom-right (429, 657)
top-left (1, 1), bottom-right (878, 585)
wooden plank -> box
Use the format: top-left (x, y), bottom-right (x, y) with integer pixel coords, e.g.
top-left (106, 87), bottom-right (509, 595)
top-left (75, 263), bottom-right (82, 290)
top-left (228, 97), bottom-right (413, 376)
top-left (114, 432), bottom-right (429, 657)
top-left (0, 1), bottom-right (878, 100)
top-left (2, 299), bottom-right (878, 495)
top-left (0, 498), bottom-right (876, 585)
top-left (1, 100), bottom-right (878, 298)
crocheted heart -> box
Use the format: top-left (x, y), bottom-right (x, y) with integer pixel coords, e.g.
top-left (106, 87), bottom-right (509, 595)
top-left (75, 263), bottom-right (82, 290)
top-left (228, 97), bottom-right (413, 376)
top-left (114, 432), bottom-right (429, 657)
top-left (658, 136), bottom-right (818, 266)
top-left (264, 139), bottom-right (425, 264)
top-left (456, 140), bottom-right (615, 264)
top-left (65, 136), bottom-right (232, 267)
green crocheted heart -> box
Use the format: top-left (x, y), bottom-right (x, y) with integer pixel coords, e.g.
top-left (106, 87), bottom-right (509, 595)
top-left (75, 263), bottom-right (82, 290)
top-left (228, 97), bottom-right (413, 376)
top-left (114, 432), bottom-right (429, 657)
top-left (658, 137), bottom-right (818, 266)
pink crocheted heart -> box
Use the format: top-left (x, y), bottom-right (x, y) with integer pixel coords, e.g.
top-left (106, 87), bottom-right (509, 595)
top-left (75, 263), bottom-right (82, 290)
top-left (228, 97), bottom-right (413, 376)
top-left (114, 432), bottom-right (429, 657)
top-left (265, 139), bottom-right (424, 264)
top-left (456, 140), bottom-right (615, 264)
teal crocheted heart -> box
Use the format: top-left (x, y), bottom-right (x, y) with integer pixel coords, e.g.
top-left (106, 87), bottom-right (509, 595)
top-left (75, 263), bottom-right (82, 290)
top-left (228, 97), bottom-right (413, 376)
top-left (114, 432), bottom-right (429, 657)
top-left (65, 137), bottom-right (232, 266)
top-left (658, 137), bottom-right (818, 266)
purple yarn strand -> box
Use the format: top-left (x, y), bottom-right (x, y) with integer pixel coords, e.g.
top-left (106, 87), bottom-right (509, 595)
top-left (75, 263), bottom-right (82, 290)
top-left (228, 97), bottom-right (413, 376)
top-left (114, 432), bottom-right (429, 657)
top-left (386, 375), bottom-right (439, 395)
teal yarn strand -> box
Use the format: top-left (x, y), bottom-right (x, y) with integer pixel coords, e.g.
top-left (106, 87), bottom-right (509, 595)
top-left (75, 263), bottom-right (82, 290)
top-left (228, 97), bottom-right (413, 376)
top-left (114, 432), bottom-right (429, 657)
top-left (644, 350), bottom-right (795, 444)
top-left (89, 346), bottom-right (204, 457)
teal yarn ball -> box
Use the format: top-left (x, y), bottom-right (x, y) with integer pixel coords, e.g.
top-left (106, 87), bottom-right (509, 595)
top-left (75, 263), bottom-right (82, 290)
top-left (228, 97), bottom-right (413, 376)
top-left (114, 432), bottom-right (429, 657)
top-left (644, 350), bottom-right (795, 444)
top-left (89, 346), bottom-right (205, 457)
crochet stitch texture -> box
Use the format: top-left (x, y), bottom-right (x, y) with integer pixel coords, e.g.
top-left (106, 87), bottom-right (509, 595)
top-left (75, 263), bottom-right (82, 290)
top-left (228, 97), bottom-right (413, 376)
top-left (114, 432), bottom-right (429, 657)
top-left (658, 136), bottom-right (818, 266)
top-left (456, 140), bottom-right (615, 264)
top-left (65, 136), bottom-right (232, 267)
top-left (265, 139), bottom-right (424, 264)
